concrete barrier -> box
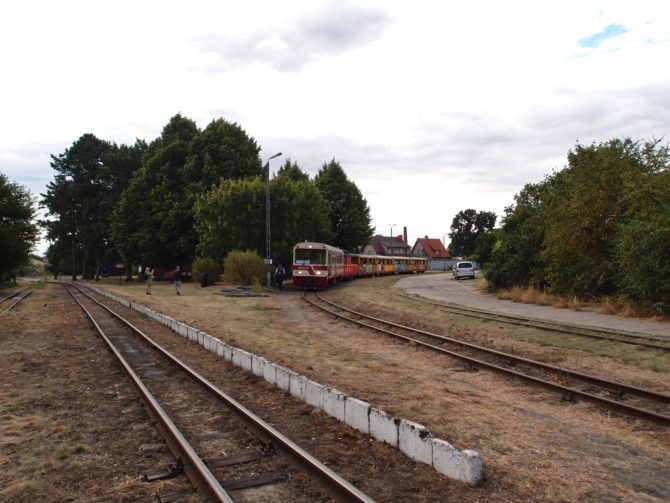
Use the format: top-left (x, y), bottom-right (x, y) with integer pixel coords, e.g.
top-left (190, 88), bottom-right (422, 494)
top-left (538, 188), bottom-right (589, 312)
top-left (304, 379), bottom-right (324, 409)
top-left (345, 397), bottom-right (370, 435)
top-left (369, 407), bottom-right (399, 447)
top-left (432, 439), bottom-right (482, 483)
top-left (323, 387), bottom-right (346, 422)
top-left (399, 419), bottom-right (433, 466)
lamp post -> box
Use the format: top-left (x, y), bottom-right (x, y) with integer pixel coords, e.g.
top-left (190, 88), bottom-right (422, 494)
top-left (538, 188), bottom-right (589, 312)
top-left (265, 152), bottom-right (282, 288)
top-left (389, 223), bottom-right (396, 255)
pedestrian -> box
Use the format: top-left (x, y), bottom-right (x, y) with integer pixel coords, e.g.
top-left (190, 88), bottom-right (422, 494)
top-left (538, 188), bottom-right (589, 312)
top-left (173, 265), bottom-right (182, 295)
top-left (145, 267), bottom-right (154, 294)
top-left (274, 263), bottom-right (286, 290)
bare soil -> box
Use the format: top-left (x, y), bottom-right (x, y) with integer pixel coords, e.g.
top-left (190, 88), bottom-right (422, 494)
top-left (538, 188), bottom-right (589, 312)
top-left (1, 277), bottom-right (669, 502)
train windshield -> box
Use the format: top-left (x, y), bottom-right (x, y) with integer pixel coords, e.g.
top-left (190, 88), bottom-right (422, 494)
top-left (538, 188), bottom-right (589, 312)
top-left (294, 248), bottom-right (326, 265)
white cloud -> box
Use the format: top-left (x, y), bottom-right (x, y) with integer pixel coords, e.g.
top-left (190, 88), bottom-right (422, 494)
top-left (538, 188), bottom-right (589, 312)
top-left (1, 0), bottom-right (669, 253)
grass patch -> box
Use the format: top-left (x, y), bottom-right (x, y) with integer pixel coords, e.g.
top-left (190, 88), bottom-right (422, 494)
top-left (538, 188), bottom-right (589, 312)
top-left (493, 286), bottom-right (669, 320)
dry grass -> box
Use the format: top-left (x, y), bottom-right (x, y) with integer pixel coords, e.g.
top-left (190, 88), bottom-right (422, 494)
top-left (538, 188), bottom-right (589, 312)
top-left (492, 285), bottom-right (668, 320)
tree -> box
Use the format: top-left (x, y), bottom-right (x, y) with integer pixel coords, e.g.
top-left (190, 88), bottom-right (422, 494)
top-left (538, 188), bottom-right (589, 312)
top-left (276, 159), bottom-right (309, 182)
top-left (542, 139), bottom-right (647, 297)
top-left (313, 159), bottom-right (373, 251)
top-left (0, 173), bottom-right (39, 281)
top-left (613, 140), bottom-right (670, 312)
top-left (484, 181), bottom-right (550, 291)
top-left (112, 115), bottom-right (262, 271)
top-left (448, 209), bottom-right (497, 258)
top-left (194, 171), bottom-right (332, 267)
top-left (42, 134), bottom-right (115, 279)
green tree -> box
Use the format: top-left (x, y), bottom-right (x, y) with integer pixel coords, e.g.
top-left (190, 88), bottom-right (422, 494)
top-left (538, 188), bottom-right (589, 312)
top-left (313, 159), bottom-right (373, 251)
top-left (194, 170), bottom-right (332, 267)
top-left (276, 159), bottom-right (309, 182)
top-left (112, 115), bottom-right (262, 271)
top-left (542, 139), bottom-right (647, 297)
top-left (613, 140), bottom-right (670, 312)
top-left (448, 209), bottom-right (496, 258)
top-left (0, 173), bottom-right (39, 281)
top-left (485, 181), bottom-right (550, 291)
top-left (42, 134), bottom-right (114, 279)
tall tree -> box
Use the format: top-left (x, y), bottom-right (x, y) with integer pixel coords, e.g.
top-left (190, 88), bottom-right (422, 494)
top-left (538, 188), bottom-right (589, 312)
top-left (313, 159), bottom-right (373, 251)
top-left (542, 139), bottom-right (646, 296)
top-left (0, 173), bottom-right (39, 280)
top-left (112, 115), bottom-right (262, 270)
top-left (41, 134), bottom-right (115, 279)
top-left (448, 209), bottom-right (497, 258)
top-left (613, 140), bottom-right (670, 312)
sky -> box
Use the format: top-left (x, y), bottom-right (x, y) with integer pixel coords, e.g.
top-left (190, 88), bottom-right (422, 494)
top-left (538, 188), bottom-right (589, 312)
top-left (2, 1), bottom-right (669, 254)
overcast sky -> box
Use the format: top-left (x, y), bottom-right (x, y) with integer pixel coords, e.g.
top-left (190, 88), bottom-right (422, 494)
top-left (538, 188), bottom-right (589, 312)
top-left (2, 1), bottom-right (669, 254)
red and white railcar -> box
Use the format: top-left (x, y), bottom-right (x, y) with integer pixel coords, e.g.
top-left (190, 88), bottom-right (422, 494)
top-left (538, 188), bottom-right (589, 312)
top-left (292, 241), bottom-right (344, 289)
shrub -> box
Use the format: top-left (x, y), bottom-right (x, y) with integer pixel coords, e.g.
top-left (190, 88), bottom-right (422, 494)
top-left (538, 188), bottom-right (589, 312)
top-left (223, 250), bottom-right (265, 286)
top-left (192, 257), bottom-right (222, 286)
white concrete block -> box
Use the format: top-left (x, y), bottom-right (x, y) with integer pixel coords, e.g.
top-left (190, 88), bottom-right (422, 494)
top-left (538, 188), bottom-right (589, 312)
top-left (345, 397), bottom-right (370, 434)
top-left (323, 388), bottom-right (346, 422)
top-left (263, 362), bottom-right (277, 385)
top-left (369, 407), bottom-right (398, 447)
top-left (251, 355), bottom-right (267, 377)
top-left (223, 344), bottom-right (233, 362)
top-left (432, 440), bottom-right (482, 484)
top-left (275, 366), bottom-right (296, 392)
top-left (198, 331), bottom-right (204, 346)
top-left (289, 374), bottom-right (306, 400)
top-left (186, 326), bottom-right (197, 341)
top-left (304, 379), bottom-right (324, 409)
top-left (232, 348), bottom-right (253, 371)
top-left (399, 419), bottom-right (433, 466)
top-left (203, 334), bottom-right (212, 351)
top-left (215, 340), bottom-right (225, 357)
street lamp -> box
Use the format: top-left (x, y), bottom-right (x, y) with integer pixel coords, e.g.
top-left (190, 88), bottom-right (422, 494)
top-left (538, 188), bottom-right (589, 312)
top-left (389, 223), bottom-right (396, 255)
top-left (265, 152), bottom-right (282, 288)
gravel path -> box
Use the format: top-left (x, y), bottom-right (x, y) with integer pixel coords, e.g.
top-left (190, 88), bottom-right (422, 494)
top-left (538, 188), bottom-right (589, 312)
top-left (397, 272), bottom-right (670, 339)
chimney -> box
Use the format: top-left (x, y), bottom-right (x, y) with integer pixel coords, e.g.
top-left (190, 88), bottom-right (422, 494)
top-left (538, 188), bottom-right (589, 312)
top-left (403, 226), bottom-right (408, 244)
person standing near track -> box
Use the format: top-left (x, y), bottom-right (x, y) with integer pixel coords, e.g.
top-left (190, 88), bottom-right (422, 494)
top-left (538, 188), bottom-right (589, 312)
top-left (173, 265), bottom-right (182, 295)
top-left (274, 263), bottom-right (286, 290)
top-left (145, 267), bottom-right (154, 294)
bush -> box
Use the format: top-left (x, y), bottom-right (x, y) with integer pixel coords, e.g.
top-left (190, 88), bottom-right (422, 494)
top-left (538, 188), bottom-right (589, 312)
top-left (192, 257), bottom-right (222, 287)
top-left (223, 250), bottom-right (265, 286)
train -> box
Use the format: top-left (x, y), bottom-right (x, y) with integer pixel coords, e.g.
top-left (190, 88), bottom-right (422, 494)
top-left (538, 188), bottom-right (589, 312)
top-left (292, 241), bottom-right (427, 289)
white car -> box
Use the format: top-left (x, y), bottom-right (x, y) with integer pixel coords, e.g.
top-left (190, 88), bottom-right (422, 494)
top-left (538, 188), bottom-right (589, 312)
top-left (452, 261), bottom-right (475, 280)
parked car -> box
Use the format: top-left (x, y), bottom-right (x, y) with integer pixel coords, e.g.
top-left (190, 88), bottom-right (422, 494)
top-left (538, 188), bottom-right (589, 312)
top-left (452, 261), bottom-right (475, 280)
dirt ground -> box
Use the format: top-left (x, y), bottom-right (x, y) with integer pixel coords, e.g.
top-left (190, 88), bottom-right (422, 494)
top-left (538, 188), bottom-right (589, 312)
top-left (2, 277), bottom-right (669, 502)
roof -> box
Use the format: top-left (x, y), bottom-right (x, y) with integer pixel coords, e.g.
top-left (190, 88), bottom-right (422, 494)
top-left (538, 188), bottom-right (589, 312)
top-left (412, 238), bottom-right (450, 259)
top-left (365, 235), bottom-right (411, 256)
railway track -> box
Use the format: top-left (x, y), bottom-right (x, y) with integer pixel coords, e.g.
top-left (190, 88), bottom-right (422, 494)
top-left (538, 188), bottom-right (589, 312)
top-left (382, 280), bottom-right (670, 351)
top-left (304, 291), bottom-right (670, 426)
top-left (66, 284), bottom-right (375, 503)
top-left (0, 284), bottom-right (37, 316)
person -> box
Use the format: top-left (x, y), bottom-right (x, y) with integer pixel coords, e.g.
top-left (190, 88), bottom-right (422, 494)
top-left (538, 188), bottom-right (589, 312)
top-left (173, 265), bottom-right (182, 295)
top-left (145, 267), bottom-right (154, 294)
top-left (274, 263), bottom-right (286, 290)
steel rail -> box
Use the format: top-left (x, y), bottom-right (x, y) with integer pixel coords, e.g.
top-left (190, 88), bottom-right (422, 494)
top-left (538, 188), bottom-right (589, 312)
top-left (73, 284), bottom-right (375, 503)
top-left (388, 286), bottom-right (670, 351)
top-left (66, 286), bottom-right (234, 502)
top-left (0, 285), bottom-right (36, 317)
top-left (307, 292), bottom-right (670, 425)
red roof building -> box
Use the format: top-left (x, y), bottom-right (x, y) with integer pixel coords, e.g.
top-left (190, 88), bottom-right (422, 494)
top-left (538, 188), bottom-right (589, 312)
top-left (411, 237), bottom-right (450, 259)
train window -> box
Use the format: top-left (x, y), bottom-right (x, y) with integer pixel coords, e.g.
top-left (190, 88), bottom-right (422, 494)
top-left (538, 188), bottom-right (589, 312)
top-left (295, 248), bottom-right (326, 264)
